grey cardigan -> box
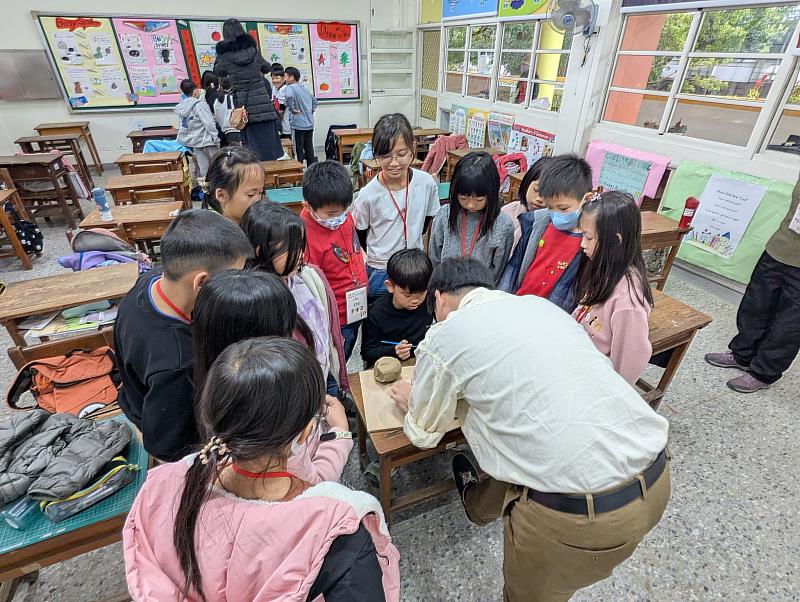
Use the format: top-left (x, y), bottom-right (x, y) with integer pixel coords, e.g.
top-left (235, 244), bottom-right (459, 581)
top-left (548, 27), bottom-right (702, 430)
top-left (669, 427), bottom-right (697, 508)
top-left (429, 205), bottom-right (514, 284)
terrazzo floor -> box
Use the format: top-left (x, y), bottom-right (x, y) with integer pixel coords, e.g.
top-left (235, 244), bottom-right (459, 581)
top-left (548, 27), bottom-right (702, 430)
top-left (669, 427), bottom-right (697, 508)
top-left (0, 168), bottom-right (797, 601)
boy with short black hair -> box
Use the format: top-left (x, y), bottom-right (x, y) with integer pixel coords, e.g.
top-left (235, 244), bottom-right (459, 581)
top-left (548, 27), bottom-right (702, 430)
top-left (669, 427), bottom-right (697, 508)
top-left (174, 79), bottom-right (219, 180)
top-left (270, 64), bottom-right (292, 140)
top-left (283, 66), bottom-right (318, 166)
top-left (361, 248), bottom-right (434, 368)
top-left (499, 153), bottom-right (593, 313)
top-left (301, 161), bottom-right (368, 359)
top-left (114, 209), bottom-right (253, 462)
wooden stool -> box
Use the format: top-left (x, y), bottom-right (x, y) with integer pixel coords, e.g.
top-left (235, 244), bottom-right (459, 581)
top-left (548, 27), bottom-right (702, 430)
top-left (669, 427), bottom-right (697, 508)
top-left (281, 138), bottom-right (294, 159)
top-left (115, 152), bottom-right (183, 175)
top-left (16, 134), bottom-right (94, 189)
top-left (35, 121), bottom-right (102, 175)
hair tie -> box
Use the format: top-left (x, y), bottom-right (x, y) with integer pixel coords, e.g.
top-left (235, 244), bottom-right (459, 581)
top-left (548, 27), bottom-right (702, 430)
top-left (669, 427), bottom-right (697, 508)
top-left (589, 191), bottom-right (602, 203)
top-left (198, 436), bottom-right (230, 465)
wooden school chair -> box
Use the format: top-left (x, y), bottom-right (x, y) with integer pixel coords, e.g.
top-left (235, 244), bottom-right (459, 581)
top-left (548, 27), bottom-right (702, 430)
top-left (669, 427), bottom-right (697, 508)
top-left (15, 134), bottom-right (94, 190)
top-left (275, 171), bottom-right (304, 188)
top-left (281, 138), bottom-right (295, 159)
top-left (114, 152), bottom-right (183, 175)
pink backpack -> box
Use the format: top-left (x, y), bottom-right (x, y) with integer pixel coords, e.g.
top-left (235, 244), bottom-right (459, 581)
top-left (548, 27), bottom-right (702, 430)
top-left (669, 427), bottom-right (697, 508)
top-left (494, 153), bottom-right (528, 194)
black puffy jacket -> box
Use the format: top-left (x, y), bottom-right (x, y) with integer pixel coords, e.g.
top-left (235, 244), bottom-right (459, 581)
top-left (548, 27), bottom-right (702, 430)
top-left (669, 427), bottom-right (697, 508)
top-left (213, 34), bottom-right (277, 124)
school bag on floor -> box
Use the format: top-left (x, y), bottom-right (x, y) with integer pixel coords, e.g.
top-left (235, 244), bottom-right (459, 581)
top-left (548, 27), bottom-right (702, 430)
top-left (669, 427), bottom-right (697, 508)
top-left (495, 153), bottom-right (528, 195)
top-left (4, 201), bottom-right (43, 255)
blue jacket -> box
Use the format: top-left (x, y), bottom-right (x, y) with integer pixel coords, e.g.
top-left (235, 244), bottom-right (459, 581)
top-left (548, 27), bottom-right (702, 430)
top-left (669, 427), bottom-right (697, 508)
top-left (498, 209), bottom-right (581, 314)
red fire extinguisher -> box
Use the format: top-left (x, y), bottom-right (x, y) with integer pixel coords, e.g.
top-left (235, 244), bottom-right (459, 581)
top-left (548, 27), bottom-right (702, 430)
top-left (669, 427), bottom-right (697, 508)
top-left (679, 196), bottom-right (699, 229)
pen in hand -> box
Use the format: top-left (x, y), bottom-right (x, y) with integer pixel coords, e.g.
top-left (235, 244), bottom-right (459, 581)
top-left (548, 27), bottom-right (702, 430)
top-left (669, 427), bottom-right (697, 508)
top-left (381, 340), bottom-right (417, 348)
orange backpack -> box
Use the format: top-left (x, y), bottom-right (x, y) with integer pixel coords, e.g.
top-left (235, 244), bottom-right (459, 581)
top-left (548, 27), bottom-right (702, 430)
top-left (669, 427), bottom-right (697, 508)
top-left (6, 347), bottom-right (120, 418)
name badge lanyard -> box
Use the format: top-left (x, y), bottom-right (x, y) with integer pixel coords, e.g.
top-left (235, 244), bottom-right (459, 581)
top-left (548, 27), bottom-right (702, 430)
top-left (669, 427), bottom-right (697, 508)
top-left (337, 225), bottom-right (365, 288)
top-left (155, 278), bottom-right (192, 323)
top-left (461, 209), bottom-right (484, 258)
top-left (381, 171), bottom-right (409, 248)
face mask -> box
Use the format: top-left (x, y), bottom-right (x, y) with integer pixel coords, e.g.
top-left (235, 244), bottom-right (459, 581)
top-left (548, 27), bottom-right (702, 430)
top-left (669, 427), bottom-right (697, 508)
top-left (311, 209), bottom-right (348, 231)
top-left (550, 209), bottom-right (580, 231)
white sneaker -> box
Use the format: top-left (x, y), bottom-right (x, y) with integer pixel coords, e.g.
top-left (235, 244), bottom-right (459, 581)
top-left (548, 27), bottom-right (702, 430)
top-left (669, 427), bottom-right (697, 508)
top-left (277, 152), bottom-right (291, 161)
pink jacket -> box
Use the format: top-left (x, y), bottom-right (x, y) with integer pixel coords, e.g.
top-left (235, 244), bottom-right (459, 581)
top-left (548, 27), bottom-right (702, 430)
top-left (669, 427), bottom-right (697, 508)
top-left (421, 134), bottom-right (467, 176)
top-left (287, 425), bottom-right (351, 484)
top-left (572, 274), bottom-right (652, 385)
top-left (123, 460), bottom-right (401, 601)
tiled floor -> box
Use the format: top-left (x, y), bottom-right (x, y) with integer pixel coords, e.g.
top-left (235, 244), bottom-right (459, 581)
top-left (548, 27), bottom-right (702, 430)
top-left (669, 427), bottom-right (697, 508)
top-left (0, 173), bottom-right (797, 601)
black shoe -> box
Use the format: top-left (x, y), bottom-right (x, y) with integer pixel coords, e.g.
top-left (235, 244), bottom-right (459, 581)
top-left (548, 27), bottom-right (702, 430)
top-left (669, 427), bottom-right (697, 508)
top-left (452, 453), bottom-right (480, 503)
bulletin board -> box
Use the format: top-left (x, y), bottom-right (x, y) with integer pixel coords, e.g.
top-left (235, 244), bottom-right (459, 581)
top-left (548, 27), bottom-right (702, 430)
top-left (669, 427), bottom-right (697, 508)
top-left (34, 12), bottom-right (360, 112)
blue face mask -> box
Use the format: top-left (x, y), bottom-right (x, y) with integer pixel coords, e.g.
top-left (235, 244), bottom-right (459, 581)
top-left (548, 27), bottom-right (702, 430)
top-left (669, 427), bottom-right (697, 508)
top-left (311, 209), bottom-right (348, 231)
top-left (550, 209), bottom-right (579, 231)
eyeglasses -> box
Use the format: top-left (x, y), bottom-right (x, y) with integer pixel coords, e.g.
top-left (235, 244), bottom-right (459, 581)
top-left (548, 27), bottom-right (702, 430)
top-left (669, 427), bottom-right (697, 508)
top-left (376, 151), bottom-right (414, 164)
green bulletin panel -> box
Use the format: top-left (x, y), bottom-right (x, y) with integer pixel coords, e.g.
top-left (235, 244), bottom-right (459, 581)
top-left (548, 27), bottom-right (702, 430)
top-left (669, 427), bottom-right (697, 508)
top-left (659, 161), bottom-right (794, 284)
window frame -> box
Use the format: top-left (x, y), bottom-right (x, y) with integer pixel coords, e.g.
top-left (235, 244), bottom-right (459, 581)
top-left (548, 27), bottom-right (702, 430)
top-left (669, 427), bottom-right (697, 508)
top-left (762, 58), bottom-right (800, 154)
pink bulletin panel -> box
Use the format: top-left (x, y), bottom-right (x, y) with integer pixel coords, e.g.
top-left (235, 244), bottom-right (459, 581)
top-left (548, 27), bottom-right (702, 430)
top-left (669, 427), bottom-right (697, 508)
top-left (112, 18), bottom-right (189, 106)
top-left (308, 22), bottom-right (359, 100)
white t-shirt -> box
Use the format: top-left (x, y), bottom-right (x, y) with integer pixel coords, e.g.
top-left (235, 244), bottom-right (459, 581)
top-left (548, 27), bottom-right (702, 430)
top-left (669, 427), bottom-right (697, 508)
top-left (352, 168), bottom-right (440, 270)
top-left (274, 85), bottom-right (291, 135)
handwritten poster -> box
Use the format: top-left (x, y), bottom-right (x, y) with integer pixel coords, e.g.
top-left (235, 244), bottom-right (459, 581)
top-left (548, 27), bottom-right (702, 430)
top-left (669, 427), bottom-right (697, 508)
top-left (598, 153), bottom-right (652, 201)
top-left (487, 112), bottom-right (515, 150)
top-left (40, 16), bottom-right (134, 109)
top-left (450, 104), bottom-right (468, 135)
top-left (466, 109), bottom-right (488, 148)
top-left (189, 21), bottom-right (223, 74)
top-left (309, 23), bottom-right (359, 99)
top-left (113, 19), bottom-right (188, 105)
top-left (686, 175), bottom-right (767, 259)
top-left (586, 141), bottom-right (670, 202)
top-left (257, 23), bottom-right (313, 93)
top-left (442, 0), bottom-right (498, 21)
top-left (507, 124), bottom-right (555, 167)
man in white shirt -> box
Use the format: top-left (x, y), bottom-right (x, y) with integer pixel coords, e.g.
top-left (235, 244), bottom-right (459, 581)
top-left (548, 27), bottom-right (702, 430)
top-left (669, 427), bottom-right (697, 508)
top-left (390, 258), bottom-right (671, 602)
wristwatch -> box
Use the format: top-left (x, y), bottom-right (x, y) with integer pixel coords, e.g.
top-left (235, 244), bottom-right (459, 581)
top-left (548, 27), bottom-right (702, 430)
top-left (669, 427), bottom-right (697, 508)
top-left (320, 431), bottom-right (353, 442)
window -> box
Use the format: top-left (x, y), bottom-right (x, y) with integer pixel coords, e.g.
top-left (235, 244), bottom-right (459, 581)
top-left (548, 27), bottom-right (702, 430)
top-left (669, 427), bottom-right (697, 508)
top-left (767, 61), bottom-right (800, 153)
top-left (445, 26), bottom-right (467, 94)
top-left (603, 5), bottom-right (800, 147)
top-left (466, 25), bottom-right (496, 99)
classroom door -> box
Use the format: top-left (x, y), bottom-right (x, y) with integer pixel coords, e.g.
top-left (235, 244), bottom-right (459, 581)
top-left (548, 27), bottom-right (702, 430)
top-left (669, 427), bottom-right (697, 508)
top-left (417, 28), bottom-right (441, 128)
top-left (368, 29), bottom-right (416, 126)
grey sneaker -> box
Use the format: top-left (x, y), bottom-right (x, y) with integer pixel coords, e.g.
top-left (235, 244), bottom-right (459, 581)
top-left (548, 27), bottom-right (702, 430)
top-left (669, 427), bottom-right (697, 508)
top-left (727, 373), bottom-right (771, 394)
top-left (705, 351), bottom-right (747, 370)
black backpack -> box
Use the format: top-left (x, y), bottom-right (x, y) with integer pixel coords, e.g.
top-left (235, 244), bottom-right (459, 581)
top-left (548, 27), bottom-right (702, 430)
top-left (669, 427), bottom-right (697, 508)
top-left (325, 124), bottom-right (357, 161)
top-left (5, 201), bottom-right (43, 254)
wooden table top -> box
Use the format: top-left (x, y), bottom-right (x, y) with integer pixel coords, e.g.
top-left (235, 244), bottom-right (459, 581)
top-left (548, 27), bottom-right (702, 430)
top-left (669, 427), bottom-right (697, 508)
top-left (360, 158), bottom-right (423, 169)
top-left (261, 159), bottom-right (304, 174)
top-left (127, 128), bottom-right (178, 139)
top-left (0, 263), bottom-right (138, 322)
top-left (333, 127), bottom-right (449, 137)
top-left (79, 202), bottom-right (182, 228)
top-left (0, 189), bottom-right (19, 203)
top-left (413, 128), bottom-right (450, 137)
top-left (15, 134), bottom-right (81, 144)
top-left (641, 211), bottom-right (690, 236)
top-left (36, 121), bottom-right (89, 129)
top-left (0, 153), bottom-right (64, 166)
top-left (448, 147), bottom-right (503, 158)
top-left (115, 152), bottom-right (182, 164)
top-left (106, 170), bottom-right (184, 190)
top-left (648, 290), bottom-right (712, 351)
top-left (509, 171), bottom-right (526, 183)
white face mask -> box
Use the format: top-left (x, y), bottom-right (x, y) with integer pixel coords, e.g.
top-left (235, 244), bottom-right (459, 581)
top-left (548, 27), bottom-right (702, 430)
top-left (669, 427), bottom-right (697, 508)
top-left (289, 432), bottom-right (304, 456)
top-left (311, 209), bottom-right (348, 231)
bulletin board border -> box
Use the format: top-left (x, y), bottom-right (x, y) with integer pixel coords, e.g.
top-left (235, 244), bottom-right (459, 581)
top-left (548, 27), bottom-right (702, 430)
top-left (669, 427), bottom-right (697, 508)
top-left (32, 11), bottom-right (362, 113)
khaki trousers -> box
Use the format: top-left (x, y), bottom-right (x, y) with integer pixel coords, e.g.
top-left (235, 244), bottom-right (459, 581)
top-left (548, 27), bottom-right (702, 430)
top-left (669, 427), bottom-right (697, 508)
top-left (463, 464), bottom-right (671, 602)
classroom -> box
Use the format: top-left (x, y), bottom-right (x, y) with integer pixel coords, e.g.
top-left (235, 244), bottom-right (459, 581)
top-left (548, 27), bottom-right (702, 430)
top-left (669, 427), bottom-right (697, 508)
top-left (0, 0), bottom-right (796, 600)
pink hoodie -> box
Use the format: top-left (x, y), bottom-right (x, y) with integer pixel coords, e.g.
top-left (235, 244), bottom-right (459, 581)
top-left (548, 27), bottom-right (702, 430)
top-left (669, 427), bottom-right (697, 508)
top-left (123, 459), bottom-right (401, 601)
top-left (287, 426), bottom-right (351, 484)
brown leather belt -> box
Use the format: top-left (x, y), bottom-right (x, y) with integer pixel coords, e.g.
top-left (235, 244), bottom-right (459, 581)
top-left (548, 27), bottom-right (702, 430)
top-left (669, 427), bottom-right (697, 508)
top-left (527, 449), bottom-right (668, 515)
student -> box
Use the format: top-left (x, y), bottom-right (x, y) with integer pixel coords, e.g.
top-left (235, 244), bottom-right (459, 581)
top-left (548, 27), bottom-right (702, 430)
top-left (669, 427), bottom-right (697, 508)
top-left (429, 152), bottom-right (514, 285)
top-left (499, 153), bottom-right (593, 314)
top-left (200, 70), bottom-right (222, 143)
top-left (240, 200), bottom-right (348, 395)
top-left (572, 191), bottom-right (654, 385)
top-left (174, 79), bottom-right (219, 180)
top-left (705, 174), bottom-right (800, 393)
top-left (192, 270), bottom-right (351, 484)
top-left (352, 113), bottom-right (440, 299)
top-left (114, 210), bottom-right (253, 462)
top-left (283, 66), bottom-right (318, 166)
top-left (123, 337), bottom-right (400, 601)
top-left (361, 249), bottom-right (433, 368)
top-left (270, 63), bottom-right (292, 140)
top-left (502, 156), bottom-right (551, 254)
top-left (202, 146), bottom-right (265, 224)
top-left (213, 76), bottom-right (242, 146)
top-left (301, 161), bottom-right (368, 360)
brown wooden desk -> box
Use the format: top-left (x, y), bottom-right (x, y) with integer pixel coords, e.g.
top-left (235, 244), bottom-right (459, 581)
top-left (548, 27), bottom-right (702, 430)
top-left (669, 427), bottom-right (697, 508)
top-left (105, 171), bottom-right (189, 209)
top-left (333, 128), bottom-right (449, 164)
top-left (0, 154), bottom-right (83, 229)
top-left (641, 290), bottom-right (712, 409)
top-left (508, 171), bottom-right (525, 205)
top-left (15, 134), bottom-right (94, 189)
top-left (79, 201), bottom-right (181, 254)
top-left (358, 157), bottom-right (423, 189)
top-left (444, 147), bottom-right (503, 181)
top-left (115, 151), bottom-right (183, 175)
top-left (0, 263), bottom-right (138, 348)
top-left (261, 159), bottom-right (304, 188)
top-left (34, 121), bottom-right (102, 175)
top-left (127, 128), bottom-right (178, 153)
top-left (641, 212), bottom-right (692, 290)
top-left (348, 371), bottom-right (466, 527)
top-left (0, 189), bottom-right (34, 270)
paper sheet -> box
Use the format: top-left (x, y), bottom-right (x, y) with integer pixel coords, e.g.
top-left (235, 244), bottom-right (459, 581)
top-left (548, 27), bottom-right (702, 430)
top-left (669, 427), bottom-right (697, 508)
top-left (359, 367), bottom-right (415, 432)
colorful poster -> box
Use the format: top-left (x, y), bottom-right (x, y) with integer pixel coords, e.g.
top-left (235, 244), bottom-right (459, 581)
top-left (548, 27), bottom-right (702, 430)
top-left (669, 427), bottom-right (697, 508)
top-left (498, 0), bottom-right (550, 18)
top-left (466, 109), bottom-right (488, 148)
top-left (507, 124), bottom-right (555, 167)
top-left (450, 104), bottom-right (468, 135)
top-left (189, 21), bottom-right (224, 74)
top-left (113, 19), bottom-right (188, 105)
top-left (598, 153), bottom-right (652, 201)
top-left (257, 23), bottom-right (313, 92)
top-left (441, 0), bottom-right (498, 20)
top-left (39, 16), bottom-right (133, 109)
top-left (309, 23), bottom-right (359, 100)
top-left (487, 112), bottom-right (515, 150)
top-left (585, 141), bottom-right (670, 202)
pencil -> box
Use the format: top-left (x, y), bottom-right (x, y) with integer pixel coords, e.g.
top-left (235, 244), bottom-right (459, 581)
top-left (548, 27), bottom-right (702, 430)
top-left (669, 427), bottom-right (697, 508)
top-left (380, 340), bottom-right (417, 348)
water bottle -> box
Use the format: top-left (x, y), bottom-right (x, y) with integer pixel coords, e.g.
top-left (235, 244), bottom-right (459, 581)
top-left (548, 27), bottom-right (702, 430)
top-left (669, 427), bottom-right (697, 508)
top-left (91, 187), bottom-right (113, 222)
top-left (0, 496), bottom-right (40, 530)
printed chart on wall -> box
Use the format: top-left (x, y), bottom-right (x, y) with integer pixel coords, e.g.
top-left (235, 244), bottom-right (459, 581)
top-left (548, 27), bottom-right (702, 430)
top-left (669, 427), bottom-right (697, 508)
top-left (466, 109), bottom-right (488, 148)
top-left (257, 24), bottom-right (313, 92)
top-left (507, 124), bottom-right (554, 167)
top-left (487, 112), bottom-right (514, 150)
top-left (308, 23), bottom-right (359, 100)
top-left (112, 19), bottom-right (188, 105)
top-left (450, 104), bottom-right (468, 135)
top-left (38, 16), bottom-right (134, 109)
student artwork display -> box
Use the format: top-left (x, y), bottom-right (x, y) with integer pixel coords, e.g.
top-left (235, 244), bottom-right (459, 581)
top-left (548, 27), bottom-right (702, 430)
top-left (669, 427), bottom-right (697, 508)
top-left (257, 23), bottom-right (313, 92)
top-left (487, 112), bottom-right (515, 151)
top-left (308, 23), bottom-right (359, 99)
top-left (441, 0), bottom-right (498, 21)
top-left (585, 141), bottom-right (670, 204)
top-left (188, 21), bottom-right (223, 74)
top-left (112, 19), bottom-right (188, 105)
top-left (466, 109), bottom-right (488, 148)
top-left (450, 104), bottom-right (468, 136)
top-left (506, 124), bottom-right (554, 167)
top-left (498, 0), bottom-right (550, 18)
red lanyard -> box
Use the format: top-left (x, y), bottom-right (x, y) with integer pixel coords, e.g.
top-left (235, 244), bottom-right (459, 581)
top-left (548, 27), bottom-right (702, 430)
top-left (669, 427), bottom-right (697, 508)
top-left (460, 209), bottom-right (484, 257)
top-left (155, 278), bottom-right (191, 323)
top-left (231, 465), bottom-right (295, 479)
top-left (574, 304), bottom-right (592, 324)
top-left (381, 171), bottom-right (409, 245)
top-left (338, 225), bottom-right (364, 287)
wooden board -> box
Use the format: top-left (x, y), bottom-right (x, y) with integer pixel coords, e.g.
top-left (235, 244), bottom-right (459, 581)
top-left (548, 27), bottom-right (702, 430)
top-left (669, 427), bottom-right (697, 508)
top-left (648, 290), bottom-right (712, 353)
top-left (358, 367), bottom-right (415, 432)
top-left (115, 152), bottom-right (181, 165)
top-left (15, 134), bottom-right (81, 144)
top-left (105, 171), bottom-right (184, 190)
top-left (79, 202), bottom-right (181, 228)
top-left (261, 159), bottom-right (304, 176)
top-left (36, 121), bottom-right (89, 130)
top-left (0, 154), bottom-right (64, 167)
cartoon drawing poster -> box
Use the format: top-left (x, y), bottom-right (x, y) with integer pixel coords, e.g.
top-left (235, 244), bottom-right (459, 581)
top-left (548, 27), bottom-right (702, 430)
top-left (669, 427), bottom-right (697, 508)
top-left (113, 19), bottom-right (188, 105)
top-left (309, 23), bottom-right (359, 100)
top-left (257, 23), bottom-right (314, 94)
top-left (39, 16), bottom-right (134, 109)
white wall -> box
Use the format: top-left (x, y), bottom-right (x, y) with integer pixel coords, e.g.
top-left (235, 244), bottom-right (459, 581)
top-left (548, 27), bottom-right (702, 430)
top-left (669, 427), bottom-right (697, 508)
top-left (0, 1), bottom-right (394, 162)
